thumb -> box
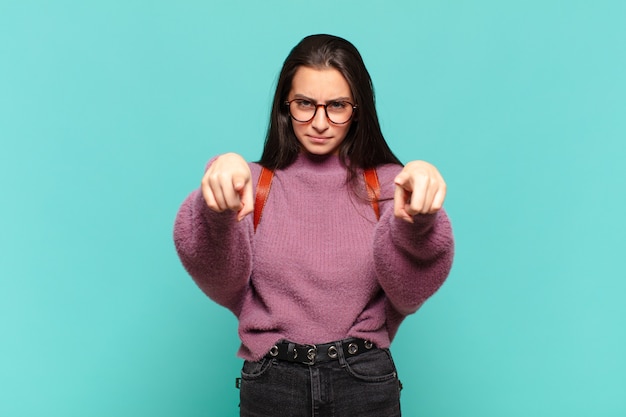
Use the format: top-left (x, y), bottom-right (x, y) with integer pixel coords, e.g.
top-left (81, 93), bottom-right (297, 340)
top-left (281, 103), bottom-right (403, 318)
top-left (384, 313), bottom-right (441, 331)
top-left (393, 170), bottom-right (413, 192)
top-left (232, 173), bottom-right (247, 193)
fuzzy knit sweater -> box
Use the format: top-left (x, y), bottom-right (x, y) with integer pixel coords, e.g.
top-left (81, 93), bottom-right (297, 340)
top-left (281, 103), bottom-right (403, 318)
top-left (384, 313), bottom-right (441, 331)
top-left (173, 153), bottom-right (454, 361)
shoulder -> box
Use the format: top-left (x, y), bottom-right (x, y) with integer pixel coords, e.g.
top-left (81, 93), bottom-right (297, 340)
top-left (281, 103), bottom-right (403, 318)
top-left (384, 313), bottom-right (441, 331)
top-left (373, 163), bottom-right (403, 199)
top-left (374, 163), bottom-right (403, 179)
top-left (248, 161), bottom-right (263, 180)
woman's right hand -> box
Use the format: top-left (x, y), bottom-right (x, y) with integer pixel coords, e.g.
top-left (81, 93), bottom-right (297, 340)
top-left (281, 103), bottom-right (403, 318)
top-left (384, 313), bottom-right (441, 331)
top-left (201, 153), bottom-right (254, 221)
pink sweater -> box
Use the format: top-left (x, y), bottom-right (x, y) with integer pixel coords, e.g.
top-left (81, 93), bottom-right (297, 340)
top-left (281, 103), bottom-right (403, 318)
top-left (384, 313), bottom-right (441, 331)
top-left (173, 153), bottom-right (454, 361)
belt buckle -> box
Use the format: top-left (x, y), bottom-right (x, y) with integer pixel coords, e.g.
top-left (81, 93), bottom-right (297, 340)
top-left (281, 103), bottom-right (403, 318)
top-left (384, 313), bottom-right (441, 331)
top-left (302, 344), bottom-right (317, 365)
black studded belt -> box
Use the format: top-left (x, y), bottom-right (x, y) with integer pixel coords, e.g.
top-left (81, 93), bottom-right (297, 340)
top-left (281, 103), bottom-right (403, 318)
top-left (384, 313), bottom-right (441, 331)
top-left (265, 338), bottom-right (376, 365)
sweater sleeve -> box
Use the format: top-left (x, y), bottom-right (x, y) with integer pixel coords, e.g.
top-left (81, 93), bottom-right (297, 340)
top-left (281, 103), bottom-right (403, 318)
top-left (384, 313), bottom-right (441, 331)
top-left (372, 166), bottom-right (455, 316)
top-left (172, 163), bottom-right (257, 315)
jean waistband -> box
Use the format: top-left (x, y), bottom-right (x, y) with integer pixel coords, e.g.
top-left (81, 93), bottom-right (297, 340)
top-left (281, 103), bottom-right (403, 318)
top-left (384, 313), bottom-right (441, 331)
top-left (265, 338), bottom-right (376, 365)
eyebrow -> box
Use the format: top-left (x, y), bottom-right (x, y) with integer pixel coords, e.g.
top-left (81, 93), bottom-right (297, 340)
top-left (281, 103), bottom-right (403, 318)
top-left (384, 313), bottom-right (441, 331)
top-left (292, 94), bottom-right (353, 103)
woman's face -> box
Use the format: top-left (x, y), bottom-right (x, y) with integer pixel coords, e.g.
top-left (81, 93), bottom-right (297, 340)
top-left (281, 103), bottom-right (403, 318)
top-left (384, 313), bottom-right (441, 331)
top-left (287, 66), bottom-right (354, 156)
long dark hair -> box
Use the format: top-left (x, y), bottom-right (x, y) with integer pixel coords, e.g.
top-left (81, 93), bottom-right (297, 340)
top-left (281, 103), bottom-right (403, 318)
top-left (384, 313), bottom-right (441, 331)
top-left (258, 34), bottom-right (402, 184)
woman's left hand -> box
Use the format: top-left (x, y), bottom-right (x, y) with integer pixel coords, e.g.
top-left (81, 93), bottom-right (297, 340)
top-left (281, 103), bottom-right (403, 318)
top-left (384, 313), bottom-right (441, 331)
top-left (393, 160), bottom-right (447, 222)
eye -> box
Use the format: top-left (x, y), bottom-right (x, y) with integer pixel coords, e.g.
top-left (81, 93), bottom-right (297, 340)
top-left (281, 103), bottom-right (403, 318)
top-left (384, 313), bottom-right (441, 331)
top-left (328, 101), bottom-right (348, 111)
top-left (296, 99), bottom-right (314, 109)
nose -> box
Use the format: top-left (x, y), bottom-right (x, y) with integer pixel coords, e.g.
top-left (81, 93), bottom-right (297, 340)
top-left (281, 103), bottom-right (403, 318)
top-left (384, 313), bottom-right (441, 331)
top-left (311, 104), bottom-right (329, 132)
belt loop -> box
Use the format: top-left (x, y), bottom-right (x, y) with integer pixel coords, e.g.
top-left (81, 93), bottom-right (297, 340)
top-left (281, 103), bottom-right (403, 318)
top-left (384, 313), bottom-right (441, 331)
top-left (287, 342), bottom-right (296, 360)
top-left (336, 340), bottom-right (348, 368)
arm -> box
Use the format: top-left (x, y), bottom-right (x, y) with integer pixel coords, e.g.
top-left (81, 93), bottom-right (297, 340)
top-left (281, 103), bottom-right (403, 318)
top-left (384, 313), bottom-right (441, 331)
top-left (373, 161), bottom-right (455, 315)
top-left (374, 208), bottom-right (454, 315)
top-left (173, 153), bottom-right (256, 314)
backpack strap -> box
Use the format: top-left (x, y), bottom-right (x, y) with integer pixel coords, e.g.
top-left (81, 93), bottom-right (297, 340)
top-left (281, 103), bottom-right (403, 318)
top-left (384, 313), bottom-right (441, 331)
top-left (363, 167), bottom-right (380, 220)
top-left (254, 166), bottom-right (274, 232)
top-left (253, 166), bottom-right (381, 231)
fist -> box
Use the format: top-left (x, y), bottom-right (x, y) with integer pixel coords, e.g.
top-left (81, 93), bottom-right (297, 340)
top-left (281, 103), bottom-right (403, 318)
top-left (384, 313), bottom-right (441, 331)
top-left (393, 160), bottom-right (446, 222)
top-left (201, 153), bottom-right (253, 221)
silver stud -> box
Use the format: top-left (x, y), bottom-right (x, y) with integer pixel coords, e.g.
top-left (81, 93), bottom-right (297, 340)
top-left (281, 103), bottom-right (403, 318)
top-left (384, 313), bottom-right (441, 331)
top-left (269, 346), bottom-right (279, 357)
top-left (348, 343), bottom-right (358, 355)
top-left (327, 346), bottom-right (338, 359)
top-left (364, 340), bottom-right (373, 349)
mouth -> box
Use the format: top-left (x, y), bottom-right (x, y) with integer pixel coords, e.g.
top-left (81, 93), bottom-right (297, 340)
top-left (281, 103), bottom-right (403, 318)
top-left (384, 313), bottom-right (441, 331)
top-left (307, 135), bottom-right (332, 143)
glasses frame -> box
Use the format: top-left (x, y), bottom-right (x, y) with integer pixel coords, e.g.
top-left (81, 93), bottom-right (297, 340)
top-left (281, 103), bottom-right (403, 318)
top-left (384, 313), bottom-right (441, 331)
top-left (285, 99), bottom-right (358, 125)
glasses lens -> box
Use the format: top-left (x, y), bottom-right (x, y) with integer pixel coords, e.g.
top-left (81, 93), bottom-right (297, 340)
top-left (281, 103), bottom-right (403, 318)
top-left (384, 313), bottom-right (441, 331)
top-left (289, 100), bottom-right (315, 122)
top-left (326, 101), bottom-right (354, 124)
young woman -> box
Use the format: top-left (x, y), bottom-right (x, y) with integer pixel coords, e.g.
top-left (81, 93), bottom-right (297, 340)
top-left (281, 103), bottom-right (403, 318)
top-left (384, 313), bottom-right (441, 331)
top-left (174, 34), bottom-right (454, 417)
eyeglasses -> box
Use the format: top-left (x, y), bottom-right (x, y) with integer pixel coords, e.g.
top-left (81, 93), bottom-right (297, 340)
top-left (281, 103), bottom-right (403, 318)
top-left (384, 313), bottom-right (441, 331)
top-left (285, 99), bottom-right (357, 125)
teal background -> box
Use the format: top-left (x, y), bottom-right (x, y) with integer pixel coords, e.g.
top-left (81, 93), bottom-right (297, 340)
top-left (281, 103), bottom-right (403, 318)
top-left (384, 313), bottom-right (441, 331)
top-left (1, 0), bottom-right (625, 416)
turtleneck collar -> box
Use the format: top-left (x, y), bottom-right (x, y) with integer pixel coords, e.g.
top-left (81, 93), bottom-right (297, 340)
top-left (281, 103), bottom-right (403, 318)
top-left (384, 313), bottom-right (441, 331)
top-left (287, 152), bottom-right (346, 173)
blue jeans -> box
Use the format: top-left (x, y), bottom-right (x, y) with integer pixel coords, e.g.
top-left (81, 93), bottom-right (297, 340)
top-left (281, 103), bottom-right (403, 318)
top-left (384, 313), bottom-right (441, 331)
top-left (239, 343), bottom-right (402, 417)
